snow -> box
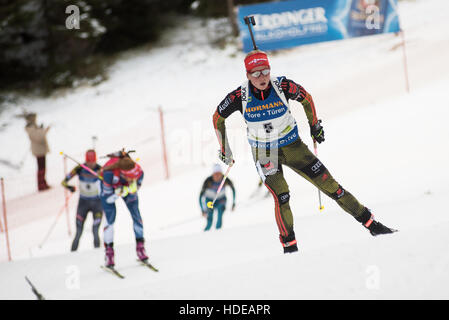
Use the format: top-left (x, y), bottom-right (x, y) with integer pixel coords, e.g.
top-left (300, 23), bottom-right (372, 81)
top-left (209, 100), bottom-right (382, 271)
top-left (1, 0), bottom-right (449, 299)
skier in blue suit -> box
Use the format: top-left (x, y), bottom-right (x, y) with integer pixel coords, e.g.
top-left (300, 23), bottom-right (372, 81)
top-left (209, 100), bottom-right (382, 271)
top-left (199, 164), bottom-right (236, 231)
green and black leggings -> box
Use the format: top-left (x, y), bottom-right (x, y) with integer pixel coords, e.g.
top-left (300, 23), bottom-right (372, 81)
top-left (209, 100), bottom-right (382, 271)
top-left (252, 138), bottom-right (366, 243)
top-left (71, 197), bottom-right (103, 251)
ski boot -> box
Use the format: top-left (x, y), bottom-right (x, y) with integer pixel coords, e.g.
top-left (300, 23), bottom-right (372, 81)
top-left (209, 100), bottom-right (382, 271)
top-left (104, 243), bottom-right (115, 267)
top-left (280, 232), bottom-right (298, 254)
top-left (357, 208), bottom-right (398, 236)
top-left (136, 239), bottom-right (149, 262)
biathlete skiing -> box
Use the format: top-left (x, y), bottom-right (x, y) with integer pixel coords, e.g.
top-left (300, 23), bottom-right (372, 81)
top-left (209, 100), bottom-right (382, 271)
top-left (100, 149), bottom-right (152, 269)
top-left (212, 16), bottom-right (397, 254)
top-left (61, 149), bottom-right (103, 251)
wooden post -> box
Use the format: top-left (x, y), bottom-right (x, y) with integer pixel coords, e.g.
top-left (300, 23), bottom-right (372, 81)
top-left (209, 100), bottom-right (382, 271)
top-left (400, 30), bottom-right (411, 93)
top-left (0, 197), bottom-right (3, 233)
top-left (63, 156), bottom-right (72, 236)
top-left (159, 106), bottom-right (170, 180)
top-left (1, 178), bottom-right (12, 261)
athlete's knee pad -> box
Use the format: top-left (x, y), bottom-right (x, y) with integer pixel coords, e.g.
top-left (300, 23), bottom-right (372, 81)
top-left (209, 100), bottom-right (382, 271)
top-left (300, 158), bottom-right (327, 179)
top-left (278, 192), bottom-right (290, 205)
top-left (330, 185), bottom-right (346, 200)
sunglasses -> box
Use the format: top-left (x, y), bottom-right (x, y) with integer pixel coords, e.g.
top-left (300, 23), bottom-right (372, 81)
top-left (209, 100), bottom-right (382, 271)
top-left (249, 69), bottom-right (270, 78)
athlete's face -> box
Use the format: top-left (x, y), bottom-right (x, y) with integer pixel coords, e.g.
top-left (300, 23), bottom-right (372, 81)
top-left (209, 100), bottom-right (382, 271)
top-left (247, 66), bottom-right (271, 91)
top-left (212, 172), bottom-right (223, 182)
top-left (86, 161), bottom-right (96, 169)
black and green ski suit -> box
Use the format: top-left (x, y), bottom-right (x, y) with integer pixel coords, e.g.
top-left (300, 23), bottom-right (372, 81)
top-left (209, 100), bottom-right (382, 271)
top-left (213, 76), bottom-right (371, 248)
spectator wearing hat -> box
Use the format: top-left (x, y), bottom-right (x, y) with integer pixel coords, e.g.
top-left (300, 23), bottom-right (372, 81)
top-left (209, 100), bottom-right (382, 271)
top-left (24, 113), bottom-right (50, 191)
top-left (61, 149), bottom-right (103, 251)
top-left (199, 164), bottom-right (236, 231)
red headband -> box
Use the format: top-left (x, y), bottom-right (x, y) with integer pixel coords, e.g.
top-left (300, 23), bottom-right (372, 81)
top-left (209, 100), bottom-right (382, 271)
top-left (244, 52), bottom-right (270, 72)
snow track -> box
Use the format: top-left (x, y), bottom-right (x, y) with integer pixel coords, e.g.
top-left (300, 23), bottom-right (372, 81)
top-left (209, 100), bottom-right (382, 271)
top-left (1, 0), bottom-right (449, 299)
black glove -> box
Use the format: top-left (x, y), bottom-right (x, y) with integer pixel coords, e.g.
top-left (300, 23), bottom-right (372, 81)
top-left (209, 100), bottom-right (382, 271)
top-left (61, 181), bottom-right (76, 193)
top-left (218, 150), bottom-right (234, 166)
top-left (310, 119), bottom-right (325, 143)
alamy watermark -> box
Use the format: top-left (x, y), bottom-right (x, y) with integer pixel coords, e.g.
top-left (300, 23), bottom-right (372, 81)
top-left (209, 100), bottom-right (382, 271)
top-left (65, 5), bottom-right (80, 30)
top-left (365, 265), bottom-right (381, 290)
top-left (65, 265), bottom-right (81, 290)
top-left (365, 4), bottom-right (382, 30)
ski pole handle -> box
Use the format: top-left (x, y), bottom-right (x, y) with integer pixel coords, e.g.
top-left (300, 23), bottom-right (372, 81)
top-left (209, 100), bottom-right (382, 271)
top-left (207, 162), bottom-right (234, 209)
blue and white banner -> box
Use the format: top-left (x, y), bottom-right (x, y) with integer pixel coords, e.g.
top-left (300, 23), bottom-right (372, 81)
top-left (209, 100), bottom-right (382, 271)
top-left (237, 0), bottom-right (400, 52)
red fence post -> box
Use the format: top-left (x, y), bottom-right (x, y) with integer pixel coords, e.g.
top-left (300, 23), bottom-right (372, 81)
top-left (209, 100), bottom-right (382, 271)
top-left (400, 30), bottom-right (411, 93)
top-left (0, 198), bottom-right (3, 233)
top-left (63, 156), bottom-right (72, 236)
top-left (1, 178), bottom-right (12, 261)
top-left (159, 106), bottom-right (170, 180)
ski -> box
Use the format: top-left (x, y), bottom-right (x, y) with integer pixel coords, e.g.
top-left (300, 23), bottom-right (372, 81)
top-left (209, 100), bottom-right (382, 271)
top-left (100, 265), bottom-right (125, 279)
top-left (137, 259), bottom-right (159, 272)
top-left (371, 228), bottom-right (399, 236)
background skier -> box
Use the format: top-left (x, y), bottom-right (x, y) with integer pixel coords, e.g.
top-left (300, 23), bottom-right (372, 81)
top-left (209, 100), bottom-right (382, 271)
top-left (61, 149), bottom-right (103, 251)
top-left (199, 164), bottom-right (236, 231)
top-left (212, 50), bottom-right (397, 253)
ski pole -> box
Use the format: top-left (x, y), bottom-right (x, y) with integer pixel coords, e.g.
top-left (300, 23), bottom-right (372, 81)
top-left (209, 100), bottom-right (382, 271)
top-left (38, 192), bottom-right (74, 248)
top-left (244, 16), bottom-right (258, 50)
top-left (313, 140), bottom-right (324, 212)
top-left (206, 161), bottom-right (234, 209)
top-left (25, 276), bottom-right (45, 300)
top-left (59, 151), bottom-right (103, 180)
